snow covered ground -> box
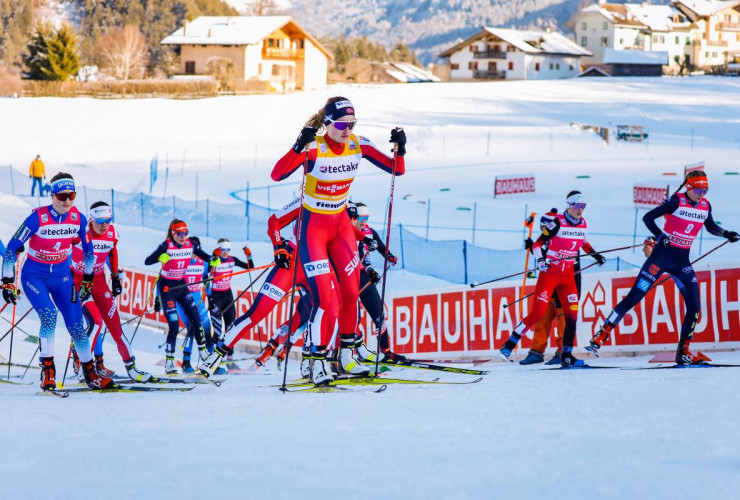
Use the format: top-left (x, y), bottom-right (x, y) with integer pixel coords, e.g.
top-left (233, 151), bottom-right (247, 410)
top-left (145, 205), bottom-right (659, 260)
top-left (2, 77), bottom-right (740, 498)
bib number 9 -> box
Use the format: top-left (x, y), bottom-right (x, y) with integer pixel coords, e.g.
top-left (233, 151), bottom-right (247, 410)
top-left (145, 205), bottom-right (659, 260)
top-left (685, 223), bottom-right (694, 234)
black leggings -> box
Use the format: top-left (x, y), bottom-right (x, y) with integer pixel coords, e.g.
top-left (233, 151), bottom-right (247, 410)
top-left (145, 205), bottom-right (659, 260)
top-left (210, 289), bottom-right (236, 342)
top-left (358, 269), bottom-right (389, 350)
top-left (159, 278), bottom-right (204, 352)
top-left (606, 245), bottom-right (700, 345)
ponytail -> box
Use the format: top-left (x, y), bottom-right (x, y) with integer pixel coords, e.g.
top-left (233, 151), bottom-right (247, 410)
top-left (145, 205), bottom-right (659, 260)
top-left (305, 96), bottom-right (351, 132)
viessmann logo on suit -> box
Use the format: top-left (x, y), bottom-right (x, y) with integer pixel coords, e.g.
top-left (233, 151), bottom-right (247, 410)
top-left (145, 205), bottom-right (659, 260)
top-left (315, 179), bottom-right (352, 196)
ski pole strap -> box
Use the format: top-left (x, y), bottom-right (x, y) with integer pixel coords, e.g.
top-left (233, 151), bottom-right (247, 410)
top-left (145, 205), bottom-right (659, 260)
top-left (168, 263), bottom-right (275, 291)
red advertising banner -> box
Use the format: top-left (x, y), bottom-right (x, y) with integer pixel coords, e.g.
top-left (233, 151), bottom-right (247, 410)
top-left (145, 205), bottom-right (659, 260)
top-left (494, 174), bottom-right (535, 198)
top-left (633, 184), bottom-right (669, 207)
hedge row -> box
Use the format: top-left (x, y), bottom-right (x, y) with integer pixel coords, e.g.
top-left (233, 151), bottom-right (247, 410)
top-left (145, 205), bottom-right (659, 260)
top-left (21, 79), bottom-right (221, 98)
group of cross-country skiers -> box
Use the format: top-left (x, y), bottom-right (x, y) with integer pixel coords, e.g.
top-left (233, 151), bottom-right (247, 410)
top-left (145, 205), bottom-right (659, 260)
top-left (1, 96), bottom-right (738, 391)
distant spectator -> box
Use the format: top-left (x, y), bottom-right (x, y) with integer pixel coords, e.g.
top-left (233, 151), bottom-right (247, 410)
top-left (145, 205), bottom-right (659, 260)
top-left (29, 155), bottom-right (45, 197)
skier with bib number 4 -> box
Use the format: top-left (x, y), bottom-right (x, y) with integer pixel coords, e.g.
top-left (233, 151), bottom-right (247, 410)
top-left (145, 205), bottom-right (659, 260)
top-left (588, 171), bottom-right (738, 365)
top-left (270, 96), bottom-right (405, 385)
top-left (499, 191), bottom-right (606, 368)
top-left (1, 173), bottom-right (113, 390)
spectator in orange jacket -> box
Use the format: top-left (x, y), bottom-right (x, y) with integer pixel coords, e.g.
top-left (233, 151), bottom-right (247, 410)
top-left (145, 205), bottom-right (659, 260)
top-left (29, 155), bottom-right (45, 197)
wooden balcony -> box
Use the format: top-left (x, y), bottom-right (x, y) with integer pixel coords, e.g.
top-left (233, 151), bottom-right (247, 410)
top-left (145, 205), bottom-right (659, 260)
top-left (473, 70), bottom-right (506, 79)
top-left (473, 50), bottom-right (507, 59)
top-left (718, 22), bottom-right (740, 31)
top-left (694, 39), bottom-right (729, 47)
top-left (262, 48), bottom-right (305, 60)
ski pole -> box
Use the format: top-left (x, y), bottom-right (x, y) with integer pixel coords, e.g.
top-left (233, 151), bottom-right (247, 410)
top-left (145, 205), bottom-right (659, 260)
top-left (375, 140), bottom-right (399, 377)
top-left (167, 263), bottom-right (275, 292)
top-left (20, 344), bottom-right (40, 380)
top-left (519, 212), bottom-right (536, 319)
top-left (471, 243), bottom-right (642, 288)
top-left (280, 150), bottom-right (309, 393)
top-left (359, 273), bottom-right (384, 295)
top-left (59, 341), bottom-right (74, 389)
top-left (129, 276), bottom-right (160, 346)
top-left (0, 302), bottom-right (9, 315)
top-left (0, 307), bottom-right (34, 343)
top-left (244, 253), bottom-right (262, 351)
top-left (6, 260), bottom-right (19, 380)
top-left (503, 261), bottom-right (600, 309)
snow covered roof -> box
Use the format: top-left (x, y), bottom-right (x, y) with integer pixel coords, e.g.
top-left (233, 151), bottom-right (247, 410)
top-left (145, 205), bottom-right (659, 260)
top-left (439, 28), bottom-right (591, 58)
top-left (603, 48), bottom-right (669, 65)
top-left (161, 16), bottom-right (332, 58)
top-left (383, 62), bottom-right (441, 83)
top-left (581, 3), bottom-right (693, 31)
top-left (674, 0), bottom-right (740, 17)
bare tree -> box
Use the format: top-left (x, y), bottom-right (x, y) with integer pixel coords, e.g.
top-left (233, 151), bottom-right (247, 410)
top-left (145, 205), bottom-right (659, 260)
top-left (246, 0), bottom-right (285, 16)
top-left (96, 25), bottom-right (148, 80)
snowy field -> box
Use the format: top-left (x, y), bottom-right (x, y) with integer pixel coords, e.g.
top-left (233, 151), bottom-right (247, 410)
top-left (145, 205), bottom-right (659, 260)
top-left (2, 77), bottom-right (740, 498)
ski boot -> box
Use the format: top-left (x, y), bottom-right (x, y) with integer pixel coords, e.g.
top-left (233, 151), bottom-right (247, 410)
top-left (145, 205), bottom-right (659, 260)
top-left (94, 354), bottom-right (114, 377)
top-left (225, 353), bottom-right (239, 371)
top-left (310, 349), bottom-right (334, 386)
top-left (200, 344), bottom-right (230, 377)
top-left (124, 358), bottom-right (153, 382)
top-left (338, 336), bottom-right (370, 376)
top-left (587, 324), bottom-right (613, 356)
top-left (675, 342), bottom-right (710, 366)
top-left (39, 357), bottom-right (57, 391)
top-left (545, 351), bottom-right (562, 366)
top-left (255, 341), bottom-right (277, 367)
top-left (560, 348), bottom-right (585, 368)
top-left (381, 348), bottom-right (406, 364)
top-left (499, 335), bottom-right (520, 362)
top-left (71, 349), bottom-right (81, 377)
top-left (519, 350), bottom-right (544, 365)
top-left (355, 342), bottom-right (381, 363)
top-left (181, 358), bottom-right (195, 374)
top-left (165, 347), bottom-right (178, 374)
top-left (82, 359), bottom-right (114, 389)
top-left (275, 345), bottom-right (287, 371)
top-left (300, 348), bottom-right (312, 379)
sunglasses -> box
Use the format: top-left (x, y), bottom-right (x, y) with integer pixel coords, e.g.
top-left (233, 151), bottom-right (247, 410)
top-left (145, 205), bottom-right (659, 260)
top-left (93, 217), bottom-right (112, 225)
top-left (220, 246), bottom-right (231, 252)
top-left (54, 192), bottom-right (76, 202)
top-left (357, 216), bottom-right (369, 223)
top-left (327, 118), bottom-right (357, 131)
top-left (691, 188), bottom-right (708, 196)
top-left (175, 231), bottom-right (189, 237)
top-left (571, 203), bottom-right (587, 210)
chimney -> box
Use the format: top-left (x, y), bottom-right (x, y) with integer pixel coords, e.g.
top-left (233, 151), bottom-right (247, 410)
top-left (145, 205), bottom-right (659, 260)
top-left (208, 28), bottom-right (213, 38)
top-left (182, 21), bottom-right (188, 36)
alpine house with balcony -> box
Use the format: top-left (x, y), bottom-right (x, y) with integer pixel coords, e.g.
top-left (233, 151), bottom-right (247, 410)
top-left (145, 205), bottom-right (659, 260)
top-left (438, 27), bottom-right (591, 81)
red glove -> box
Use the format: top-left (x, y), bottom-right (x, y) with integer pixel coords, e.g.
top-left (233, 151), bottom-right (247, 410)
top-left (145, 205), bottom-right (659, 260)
top-left (243, 246), bottom-right (252, 258)
top-left (387, 254), bottom-right (398, 266)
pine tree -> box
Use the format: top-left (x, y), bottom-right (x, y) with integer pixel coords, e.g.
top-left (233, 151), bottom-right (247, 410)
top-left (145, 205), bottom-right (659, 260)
top-left (22, 24), bottom-right (52, 80)
top-left (43, 24), bottom-right (80, 80)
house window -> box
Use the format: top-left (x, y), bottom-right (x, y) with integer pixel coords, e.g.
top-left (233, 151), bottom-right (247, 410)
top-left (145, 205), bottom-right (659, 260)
top-left (488, 61), bottom-right (497, 70)
top-left (705, 51), bottom-right (709, 57)
top-left (652, 35), bottom-right (658, 43)
top-left (549, 62), bottom-right (554, 70)
top-left (468, 61), bottom-right (478, 70)
top-left (268, 38), bottom-right (275, 48)
top-left (556, 63), bottom-right (560, 70)
top-left (371, 73), bottom-right (380, 82)
top-left (660, 35), bottom-right (665, 43)
top-left (569, 64), bottom-right (574, 70)
top-left (601, 36), bottom-right (608, 46)
top-left (619, 38), bottom-right (624, 45)
top-left (450, 63), bottom-right (460, 70)
top-left (535, 62), bottom-right (540, 71)
top-left (469, 44), bottom-right (476, 52)
top-left (507, 45), bottom-right (515, 52)
top-left (508, 61), bottom-right (513, 70)
top-left (675, 36), bottom-right (680, 44)
top-left (494, 44), bottom-right (501, 52)
top-left (185, 61), bottom-right (195, 74)
top-left (737, 33), bottom-right (740, 42)
top-left (581, 22), bottom-right (587, 30)
top-left (602, 21), bottom-right (608, 30)
top-left (581, 36), bottom-right (587, 47)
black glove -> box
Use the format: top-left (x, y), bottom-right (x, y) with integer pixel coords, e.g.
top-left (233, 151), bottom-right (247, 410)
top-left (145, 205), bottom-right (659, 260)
top-left (79, 273), bottom-right (94, 301)
top-left (208, 296), bottom-right (216, 311)
top-left (16, 243), bottom-right (25, 254)
top-left (524, 237), bottom-right (534, 250)
top-left (111, 273), bottom-right (123, 297)
top-left (362, 236), bottom-right (378, 251)
top-left (723, 230), bottom-right (740, 243)
top-left (274, 240), bottom-right (291, 270)
top-left (592, 252), bottom-right (606, 266)
top-left (154, 296), bottom-right (162, 313)
top-left (292, 126), bottom-right (316, 154)
top-left (390, 127), bottom-right (406, 157)
top-left (1, 277), bottom-right (18, 305)
top-left (657, 234), bottom-right (671, 247)
top-left (366, 267), bottom-right (381, 284)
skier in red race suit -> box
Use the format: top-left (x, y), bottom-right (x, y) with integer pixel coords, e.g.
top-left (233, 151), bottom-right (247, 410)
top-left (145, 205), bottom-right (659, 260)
top-left (499, 191), bottom-right (606, 367)
top-left (70, 201), bottom-right (152, 382)
top-left (200, 196), bottom-right (314, 376)
top-left (270, 96), bottom-right (406, 385)
top-left (589, 170), bottom-right (739, 364)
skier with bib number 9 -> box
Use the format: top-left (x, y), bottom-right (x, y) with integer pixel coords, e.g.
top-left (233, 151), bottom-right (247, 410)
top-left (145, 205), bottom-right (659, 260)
top-left (270, 96), bottom-right (406, 385)
top-left (589, 171), bottom-right (739, 365)
top-left (499, 191), bottom-right (606, 368)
